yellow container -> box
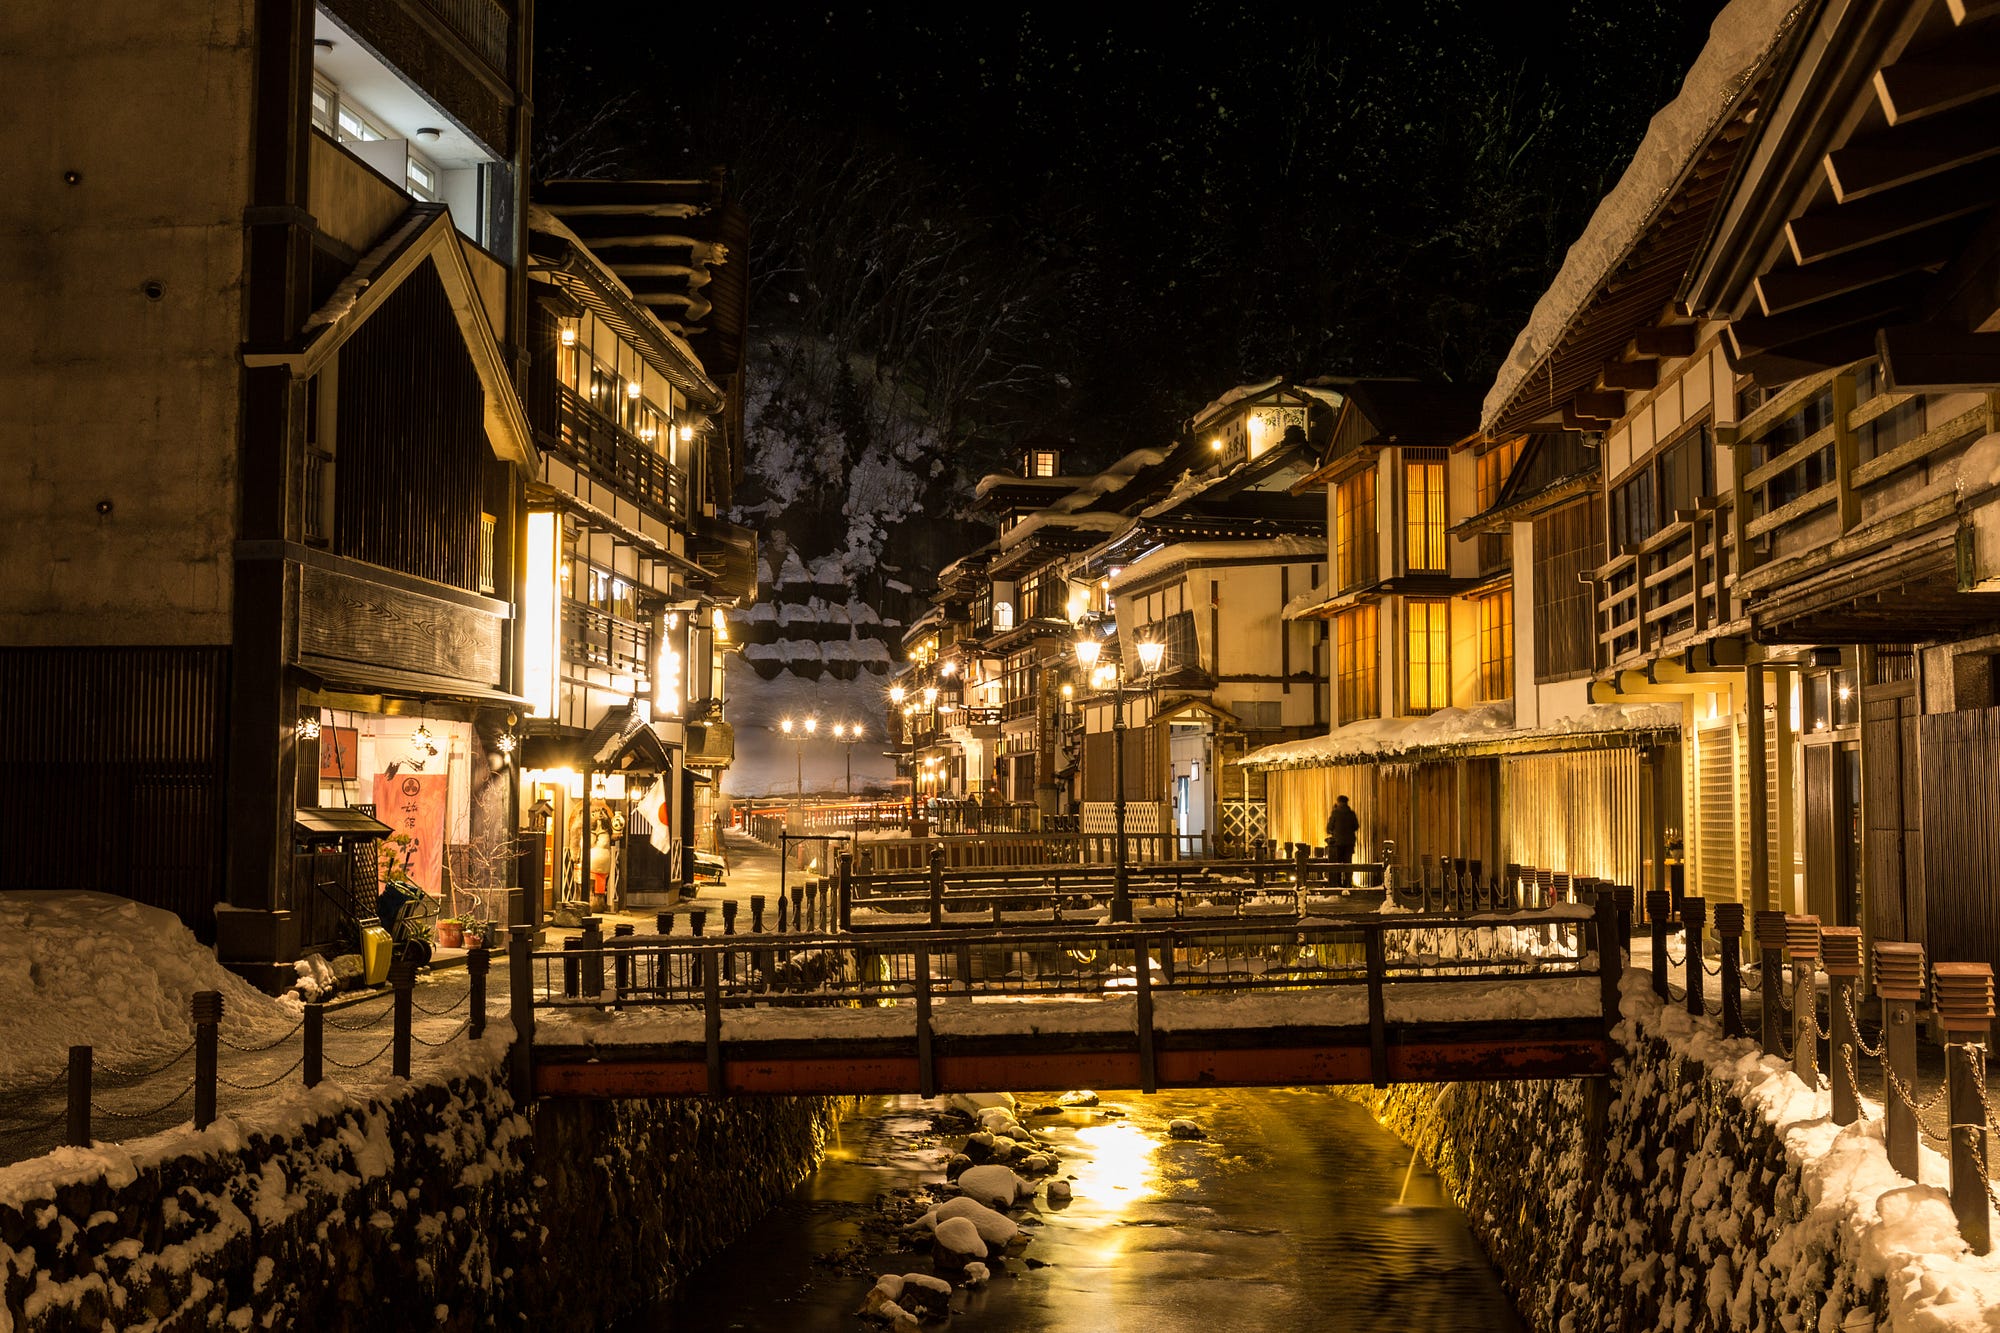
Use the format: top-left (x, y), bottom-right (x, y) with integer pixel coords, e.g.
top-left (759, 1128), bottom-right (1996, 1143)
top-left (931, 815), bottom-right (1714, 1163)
top-left (359, 924), bottom-right (394, 986)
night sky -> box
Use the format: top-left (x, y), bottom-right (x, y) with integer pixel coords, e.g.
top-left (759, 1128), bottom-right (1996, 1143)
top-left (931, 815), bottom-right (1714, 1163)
top-left (536, 2), bottom-right (1724, 553)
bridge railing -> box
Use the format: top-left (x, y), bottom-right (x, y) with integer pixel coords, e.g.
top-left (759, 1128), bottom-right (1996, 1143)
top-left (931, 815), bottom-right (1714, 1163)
top-left (509, 895), bottom-right (1621, 1096)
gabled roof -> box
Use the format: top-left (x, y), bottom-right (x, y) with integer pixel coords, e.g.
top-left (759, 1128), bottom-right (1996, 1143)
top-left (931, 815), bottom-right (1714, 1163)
top-left (243, 206), bottom-right (535, 468)
top-left (1480, 0), bottom-right (1807, 434)
top-left (1296, 379), bottom-right (1482, 488)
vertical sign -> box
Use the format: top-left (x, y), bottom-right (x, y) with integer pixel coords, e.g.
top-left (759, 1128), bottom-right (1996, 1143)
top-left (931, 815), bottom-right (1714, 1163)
top-left (375, 772), bottom-right (449, 895)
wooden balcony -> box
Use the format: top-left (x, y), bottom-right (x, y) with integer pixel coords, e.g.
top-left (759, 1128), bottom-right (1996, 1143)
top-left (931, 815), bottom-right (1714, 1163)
top-left (552, 384), bottom-right (689, 526)
top-left (1595, 508), bottom-right (1735, 670)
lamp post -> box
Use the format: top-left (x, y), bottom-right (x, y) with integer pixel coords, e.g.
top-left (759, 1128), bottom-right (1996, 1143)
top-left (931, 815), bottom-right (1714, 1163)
top-left (1075, 628), bottom-right (1165, 923)
top-left (781, 715), bottom-right (818, 796)
top-left (833, 722), bottom-right (861, 797)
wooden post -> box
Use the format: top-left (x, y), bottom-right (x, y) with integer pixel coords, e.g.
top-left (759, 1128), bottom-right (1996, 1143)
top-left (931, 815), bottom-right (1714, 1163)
top-left (1646, 890), bottom-right (1672, 1000)
top-left (1822, 927), bottom-right (1862, 1125)
top-left (581, 917), bottom-right (605, 998)
top-left (776, 896), bottom-right (789, 932)
top-left (1934, 962), bottom-right (1995, 1255)
top-left (914, 945), bottom-right (935, 1100)
top-left (1785, 915), bottom-right (1821, 1089)
top-left (303, 1004), bottom-right (324, 1088)
top-left (1615, 886), bottom-right (1634, 948)
top-left (612, 922), bottom-right (634, 1002)
top-left (792, 884), bottom-right (806, 934)
top-left (1713, 902), bottom-right (1745, 1039)
top-left (561, 937), bottom-right (581, 997)
top-left (1134, 932), bottom-right (1157, 1095)
top-left (703, 951), bottom-right (725, 1097)
top-left (838, 853), bottom-right (854, 932)
top-left (750, 895), bottom-right (766, 933)
top-left (929, 848), bottom-right (945, 929)
top-left (192, 990), bottom-right (221, 1131)
top-left (1365, 927), bottom-right (1388, 1088)
top-left (1681, 896), bottom-right (1706, 1017)
top-left (689, 908), bottom-right (707, 937)
top-left (1876, 941), bottom-right (1925, 1179)
top-left (389, 958), bottom-right (417, 1079)
top-left (508, 925), bottom-right (533, 1103)
top-left (467, 944), bottom-right (488, 1040)
top-left (67, 1045), bottom-right (91, 1148)
top-left (1755, 909), bottom-right (1789, 1053)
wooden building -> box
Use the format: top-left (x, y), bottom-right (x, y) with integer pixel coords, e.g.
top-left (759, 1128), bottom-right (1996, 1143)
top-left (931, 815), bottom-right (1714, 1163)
top-left (1, 0), bottom-right (537, 985)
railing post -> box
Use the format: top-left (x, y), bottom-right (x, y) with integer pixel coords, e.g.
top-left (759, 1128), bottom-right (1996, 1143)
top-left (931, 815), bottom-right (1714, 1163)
top-left (1785, 915), bottom-right (1821, 1089)
top-left (303, 1004), bottom-right (324, 1088)
top-left (1614, 886), bottom-right (1633, 946)
top-left (703, 951), bottom-right (725, 1097)
top-left (390, 958), bottom-right (417, 1079)
top-left (791, 884), bottom-right (806, 933)
top-left (776, 895), bottom-right (789, 933)
top-left (467, 944), bottom-right (488, 1040)
top-left (192, 990), bottom-right (221, 1131)
top-left (1713, 902), bottom-right (1745, 1039)
top-left (1934, 962), bottom-right (1995, 1255)
top-left (914, 945), bottom-right (935, 1100)
top-left (1596, 890), bottom-right (1622, 1038)
top-left (722, 900), bottom-right (738, 981)
top-left (612, 922), bottom-right (634, 1004)
top-left (581, 917), bottom-right (605, 998)
top-left (1134, 932), bottom-right (1157, 1095)
top-left (1681, 896), bottom-right (1706, 1017)
top-left (1755, 910), bottom-right (1789, 1053)
top-left (838, 853), bottom-right (854, 932)
top-left (1875, 940), bottom-right (1925, 1180)
top-left (750, 894), bottom-right (766, 934)
top-left (1821, 927), bottom-right (1862, 1125)
top-left (1365, 926), bottom-right (1388, 1088)
top-left (508, 925), bottom-right (533, 1103)
top-left (1646, 890), bottom-right (1672, 1000)
top-left (929, 848), bottom-right (945, 929)
top-left (690, 908), bottom-right (707, 937)
top-left (67, 1045), bottom-right (91, 1148)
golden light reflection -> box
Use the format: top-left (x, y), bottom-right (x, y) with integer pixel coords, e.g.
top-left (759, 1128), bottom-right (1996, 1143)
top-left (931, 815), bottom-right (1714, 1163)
top-left (1065, 1119), bottom-right (1159, 1205)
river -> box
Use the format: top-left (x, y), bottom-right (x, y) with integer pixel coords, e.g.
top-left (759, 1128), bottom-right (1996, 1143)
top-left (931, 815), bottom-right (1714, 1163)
top-left (635, 1087), bottom-right (1524, 1332)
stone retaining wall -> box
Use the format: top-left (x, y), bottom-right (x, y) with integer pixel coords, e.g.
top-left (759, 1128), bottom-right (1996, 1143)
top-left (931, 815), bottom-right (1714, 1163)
top-left (1353, 1026), bottom-right (1892, 1332)
top-left (0, 1043), bottom-right (843, 1330)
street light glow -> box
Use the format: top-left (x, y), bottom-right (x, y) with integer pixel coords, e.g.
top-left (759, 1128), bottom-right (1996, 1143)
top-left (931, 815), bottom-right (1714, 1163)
top-left (1136, 639), bottom-right (1165, 674)
top-left (890, 685), bottom-right (905, 704)
top-left (781, 717), bottom-right (794, 735)
top-left (1074, 636), bottom-right (1103, 669)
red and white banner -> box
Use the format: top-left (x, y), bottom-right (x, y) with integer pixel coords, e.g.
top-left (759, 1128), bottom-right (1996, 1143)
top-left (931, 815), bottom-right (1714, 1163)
top-left (375, 772), bottom-right (449, 895)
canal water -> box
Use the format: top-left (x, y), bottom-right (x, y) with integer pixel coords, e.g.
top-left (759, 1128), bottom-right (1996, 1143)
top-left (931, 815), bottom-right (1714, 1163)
top-left (636, 1088), bottom-right (1523, 1332)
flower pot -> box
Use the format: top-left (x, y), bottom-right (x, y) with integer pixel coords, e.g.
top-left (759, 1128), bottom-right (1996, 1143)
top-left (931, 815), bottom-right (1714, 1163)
top-left (437, 920), bottom-right (465, 949)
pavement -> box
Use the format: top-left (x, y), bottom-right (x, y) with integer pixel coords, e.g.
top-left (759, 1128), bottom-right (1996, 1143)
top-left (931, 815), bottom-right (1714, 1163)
top-left (545, 829), bottom-right (819, 941)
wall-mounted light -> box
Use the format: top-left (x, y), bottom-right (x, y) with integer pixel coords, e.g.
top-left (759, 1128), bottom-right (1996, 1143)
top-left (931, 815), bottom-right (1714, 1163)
top-left (666, 611), bottom-right (682, 631)
top-left (559, 325), bottom-right (577, 347)
top-left (890, 685), bottom-right (906, 704)
top-left (1210, 437), bottom-right (1224, 452)
top-left (626, 380), bottom-right (642, 399)
top-left (295, 713), bottom-right (322, 741)
top-left (678, 424), bottom-right (695, 443)
top-left (496, 732), bottom-right (516, 756)
top-left (416, 127), bottom-right (443, 142)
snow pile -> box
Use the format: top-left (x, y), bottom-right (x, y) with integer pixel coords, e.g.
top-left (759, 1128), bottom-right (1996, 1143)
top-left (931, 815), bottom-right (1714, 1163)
top-left (910, 1196), bottom-right (1025, 1254)
top-left (1240, 700), bottom-right (1681, 769)
top-left (0, 892), bottom-right (301, 1091)
top-left (956, 1164), bottom-right (1033, 1209)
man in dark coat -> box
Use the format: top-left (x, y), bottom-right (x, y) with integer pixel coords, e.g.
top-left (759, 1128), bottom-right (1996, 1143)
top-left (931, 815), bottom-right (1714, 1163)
top-left (1325, 795), bottom-right (1360, 864)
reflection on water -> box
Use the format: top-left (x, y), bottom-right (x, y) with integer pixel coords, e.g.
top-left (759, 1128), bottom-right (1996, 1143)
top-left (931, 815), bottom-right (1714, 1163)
top-left (639, 1089), bottom-right (1522, 1333)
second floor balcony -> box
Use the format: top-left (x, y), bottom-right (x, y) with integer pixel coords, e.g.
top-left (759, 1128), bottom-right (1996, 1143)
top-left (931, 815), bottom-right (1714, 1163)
top-left (551, 384), bottom-right (689, 528)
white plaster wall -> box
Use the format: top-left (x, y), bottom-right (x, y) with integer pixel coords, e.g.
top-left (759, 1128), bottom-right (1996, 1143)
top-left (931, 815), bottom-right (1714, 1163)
top-left (1511, 519), bottom-right (1540, 727)
top-left (0, 1), bottom-right (255, 643)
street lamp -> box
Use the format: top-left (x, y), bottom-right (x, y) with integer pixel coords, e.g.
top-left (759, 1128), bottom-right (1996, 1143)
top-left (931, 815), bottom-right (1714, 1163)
top-left (781, 715), bottom-right (818, 796)
top-left (1076, 628), bottom-right (1166, 923)
top-left (833, 722), bottom-right (862, 797)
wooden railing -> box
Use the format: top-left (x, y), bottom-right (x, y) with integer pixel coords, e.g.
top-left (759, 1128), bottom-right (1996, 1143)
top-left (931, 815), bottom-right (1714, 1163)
top-left (552, 385), bottom-right (688, 525)
top-left (1595, 507), bottom-right (1735, 668)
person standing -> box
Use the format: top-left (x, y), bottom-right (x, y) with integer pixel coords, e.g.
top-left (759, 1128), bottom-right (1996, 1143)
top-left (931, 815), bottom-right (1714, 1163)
top-left (1325, 795), bottom-right (1360, 878)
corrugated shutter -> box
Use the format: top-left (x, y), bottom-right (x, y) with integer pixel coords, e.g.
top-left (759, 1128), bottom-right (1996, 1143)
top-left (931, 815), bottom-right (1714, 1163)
top-left (1500, 749), bottom-right (1642, 888)
top-left (1694, 715), bottom-right (1738, 902)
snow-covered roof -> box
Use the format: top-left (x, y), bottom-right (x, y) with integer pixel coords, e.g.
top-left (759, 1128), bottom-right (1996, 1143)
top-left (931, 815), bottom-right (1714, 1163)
top-left (1048, 448), bottom-right (1170, 513)
top-left (1240, 701), bottom-right (1681, 769)
top-left (1108, 535), bottom-right (1324, 593)
top-left (1479, 0), bottom-right (1805, 436)
top-left (1189, 376), bottom-right (1286, 430)
top-left (998, 509), bottom-right (1130, 555)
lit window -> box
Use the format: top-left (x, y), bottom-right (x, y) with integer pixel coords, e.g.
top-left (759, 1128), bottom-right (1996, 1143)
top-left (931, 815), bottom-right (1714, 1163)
top-left (1476, 589), bottom-right (1513, 702)
top-left (311, 83), bottom-right (336, 134)
top-left (335, 105), bottom-right (385, 143)
top-left (1335, 605), bottom-right (1379, 723)
top-left (1405, 457), bottom-right (1447, 572)
top-left (1334, 467), bottom-right (1377, 590)
top-left (1406, 600), bottom-right (1450, 714)
top-left (1476, 438), bottom-right (1523, 512)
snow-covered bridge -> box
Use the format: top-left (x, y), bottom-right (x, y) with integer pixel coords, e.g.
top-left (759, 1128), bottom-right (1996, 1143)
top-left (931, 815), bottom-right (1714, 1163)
top-left (511, 900), bottom-right (1622, 1098)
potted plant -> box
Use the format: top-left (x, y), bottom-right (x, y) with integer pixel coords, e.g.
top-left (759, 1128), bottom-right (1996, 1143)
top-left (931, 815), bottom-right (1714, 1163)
top-left (437, 917), bottom-right (465, 949)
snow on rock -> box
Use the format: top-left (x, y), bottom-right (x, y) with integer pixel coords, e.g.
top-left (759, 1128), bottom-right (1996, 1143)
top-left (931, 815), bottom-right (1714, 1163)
top-left (914, 1196), bottom-right (1026, 1252)
top-left (956, 1164), bottom-right (1033, 1210)
top-left (1166, 1119), bottom-right (1206, 1141)
top-left (947, 1091), bottom-right (1016, 1119)
top-left (1057, 1090), bottom-right (1100, 1107)
top-left (0, 892), bottom-right (302, 1091)
top-left (861, 1273), bottom-right (949, 1322)
top-left (931, 1215), bottom-right (988, 1269)
top-left (961, 1261), bottom-right (990, 1286)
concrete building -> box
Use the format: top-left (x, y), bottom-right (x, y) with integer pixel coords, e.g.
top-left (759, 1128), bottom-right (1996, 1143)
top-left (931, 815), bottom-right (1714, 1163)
top-left (0, 0), bottom-right (535, 985)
